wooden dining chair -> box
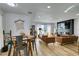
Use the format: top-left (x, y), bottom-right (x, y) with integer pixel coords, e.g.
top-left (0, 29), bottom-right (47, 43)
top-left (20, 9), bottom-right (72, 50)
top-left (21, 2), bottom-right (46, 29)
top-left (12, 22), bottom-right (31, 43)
top-left (8, 30), bottom-right (13, 56)
top-left (14, 36), bottom-right (28, 56)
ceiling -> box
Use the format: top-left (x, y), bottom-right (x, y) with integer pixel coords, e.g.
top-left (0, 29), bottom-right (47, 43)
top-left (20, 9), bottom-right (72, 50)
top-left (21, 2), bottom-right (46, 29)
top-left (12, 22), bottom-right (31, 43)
top-left (0, 3), bottom-right (79, 23)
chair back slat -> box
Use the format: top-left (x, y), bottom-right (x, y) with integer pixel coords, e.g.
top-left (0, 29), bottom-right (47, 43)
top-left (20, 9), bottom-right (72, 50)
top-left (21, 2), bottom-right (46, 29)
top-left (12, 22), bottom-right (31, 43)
top-left (16, 36), bottom-right (23, 45)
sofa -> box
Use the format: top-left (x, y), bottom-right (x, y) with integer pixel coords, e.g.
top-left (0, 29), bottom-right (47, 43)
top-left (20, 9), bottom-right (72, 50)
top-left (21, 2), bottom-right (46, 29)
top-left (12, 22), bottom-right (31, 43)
top-left (40, 35), bottom-right (55, 44)
top-left (55, 35), bottom-right (78, 45)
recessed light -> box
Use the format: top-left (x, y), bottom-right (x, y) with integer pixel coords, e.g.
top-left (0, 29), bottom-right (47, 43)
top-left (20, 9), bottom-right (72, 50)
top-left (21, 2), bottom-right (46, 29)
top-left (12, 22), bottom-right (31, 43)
top-left (64, 5), bottom-right (75, 13)
top-left (7, 3), bottom-right (17, 7)
top-left (47, 6), bottom-right (51, 8)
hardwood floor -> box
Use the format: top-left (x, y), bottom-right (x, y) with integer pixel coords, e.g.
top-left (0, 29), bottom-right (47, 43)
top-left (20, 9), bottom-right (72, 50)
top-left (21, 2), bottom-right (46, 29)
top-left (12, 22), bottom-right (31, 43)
top-left (36, 39), bottom-right (78, 56)
top-left (0, 38), bottom-right (79, 56)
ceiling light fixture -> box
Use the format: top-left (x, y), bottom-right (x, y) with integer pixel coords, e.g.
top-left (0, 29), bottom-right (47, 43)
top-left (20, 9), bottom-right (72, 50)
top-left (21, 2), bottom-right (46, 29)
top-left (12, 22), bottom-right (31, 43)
top-left (7, 3), bottom-right (17, 7)
top-left (47, 6), bottom-right (51, 8)
top-left (76, 13), bottom-right (79, 16)
top-left (64, 5), bottom-right (75, 13)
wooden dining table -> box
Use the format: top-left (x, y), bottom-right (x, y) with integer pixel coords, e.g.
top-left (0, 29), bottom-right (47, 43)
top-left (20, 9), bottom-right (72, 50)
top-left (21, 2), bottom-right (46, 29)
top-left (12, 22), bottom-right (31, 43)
top-left (12, 35), bottom-right (34, 56)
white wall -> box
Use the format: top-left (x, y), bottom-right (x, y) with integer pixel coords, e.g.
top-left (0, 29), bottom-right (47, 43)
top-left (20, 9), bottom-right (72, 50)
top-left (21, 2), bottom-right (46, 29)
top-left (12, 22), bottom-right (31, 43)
top-left (74, 18), bottom-right (79, 36)
top-left (3, 13), bottom-right (32, 36)
top-left (0, 9), bottom-right (3, 49)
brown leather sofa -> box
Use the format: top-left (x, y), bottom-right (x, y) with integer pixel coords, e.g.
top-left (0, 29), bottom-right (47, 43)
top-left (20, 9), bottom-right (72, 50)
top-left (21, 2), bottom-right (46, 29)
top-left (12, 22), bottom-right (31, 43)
top-left (55, 35), bottom-right (78, 45)
top-left (41, 35), bottom-right (55, 44)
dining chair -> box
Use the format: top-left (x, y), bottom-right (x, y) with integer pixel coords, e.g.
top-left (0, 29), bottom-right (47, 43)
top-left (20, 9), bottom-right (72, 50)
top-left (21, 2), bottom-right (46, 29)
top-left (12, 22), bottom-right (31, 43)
top-left (15, 36), bottom-right (28, 56)
top-left (8, 30), bottom-right (13, 56)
